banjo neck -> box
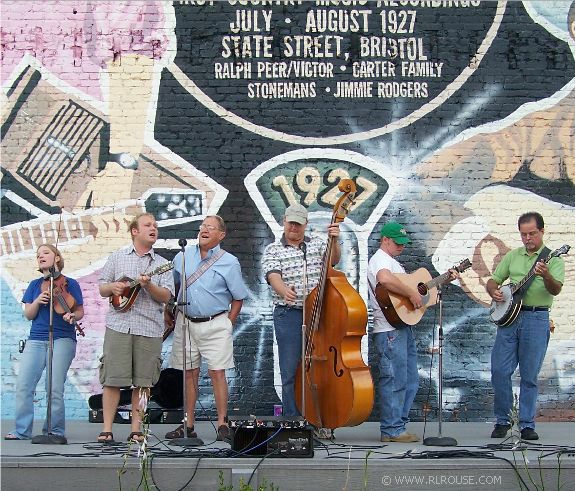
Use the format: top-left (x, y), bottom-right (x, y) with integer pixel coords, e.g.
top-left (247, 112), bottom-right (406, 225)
top-left (511, 251), bottom-right (553, 295)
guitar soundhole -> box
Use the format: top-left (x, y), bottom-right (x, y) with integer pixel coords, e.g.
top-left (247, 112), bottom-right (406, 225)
top-left (417, 283), bottom-right (428, 295)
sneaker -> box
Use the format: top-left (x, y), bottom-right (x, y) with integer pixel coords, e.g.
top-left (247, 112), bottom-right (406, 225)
top-left (165, 424), bottom-right (197, 439)
top-left (520, 428), bottom-right (539, 441)
top-left (217, 424), bottom-right (231, 443)
top-left (313, 427), bottom-right (333, 440)
top-left (381, 432), bottom-right (420, 443)
top-left (490, 424), bottom-right (511, 439)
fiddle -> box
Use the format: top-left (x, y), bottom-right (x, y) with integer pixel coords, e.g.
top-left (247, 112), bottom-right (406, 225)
top-left (41, 274), bottom-right (85, 337)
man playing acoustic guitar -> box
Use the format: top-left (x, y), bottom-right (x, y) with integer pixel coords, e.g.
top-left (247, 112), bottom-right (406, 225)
top-left (368, 222), bottom-right (459, 443)
top-left (97, 213), bottom-right (174, 444)
top-left (486, 212), bottom-right (565, 441)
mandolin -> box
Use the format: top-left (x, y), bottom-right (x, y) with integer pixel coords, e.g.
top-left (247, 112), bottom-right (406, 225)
top-left (110, 262), bottom-right (174, 312)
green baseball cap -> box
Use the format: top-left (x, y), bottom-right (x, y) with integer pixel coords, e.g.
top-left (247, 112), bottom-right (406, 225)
top-left (380, 221), bottom-right (411, 245)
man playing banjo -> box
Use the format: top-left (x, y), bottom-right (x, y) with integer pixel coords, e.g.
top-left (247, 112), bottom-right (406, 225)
top-left (486, 212), bottom-right (565, 441)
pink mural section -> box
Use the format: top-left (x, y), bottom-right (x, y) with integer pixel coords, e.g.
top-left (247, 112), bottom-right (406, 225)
top-left (1, 0), bottom-right (169, 100)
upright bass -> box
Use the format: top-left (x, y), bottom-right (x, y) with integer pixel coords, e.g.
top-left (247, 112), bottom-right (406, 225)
top-left (295, 179), bottom-right (374, 430)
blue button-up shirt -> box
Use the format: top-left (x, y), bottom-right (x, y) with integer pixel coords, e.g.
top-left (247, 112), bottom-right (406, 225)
top-left (174, 244), bottom-right (248, 317)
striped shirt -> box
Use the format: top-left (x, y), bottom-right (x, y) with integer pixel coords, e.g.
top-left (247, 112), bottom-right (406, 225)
top-left (99, 244), bottom-right (174, 337)
top-left (262, 235), bottom-right (326, 308)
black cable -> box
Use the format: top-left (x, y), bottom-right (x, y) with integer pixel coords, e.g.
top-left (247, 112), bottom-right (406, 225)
top-left (247, 448), bottom-right (280, 487)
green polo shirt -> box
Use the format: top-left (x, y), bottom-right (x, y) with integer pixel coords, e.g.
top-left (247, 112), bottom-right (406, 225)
top-left (491, 244), bottom-right (565, 308)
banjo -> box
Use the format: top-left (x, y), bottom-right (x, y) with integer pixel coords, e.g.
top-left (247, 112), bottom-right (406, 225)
top-left (489, 244), bottom-right (570, 327)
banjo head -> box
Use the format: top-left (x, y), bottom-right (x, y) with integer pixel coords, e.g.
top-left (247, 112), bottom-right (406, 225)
top-left (489, 284), bottom-right (515, 321)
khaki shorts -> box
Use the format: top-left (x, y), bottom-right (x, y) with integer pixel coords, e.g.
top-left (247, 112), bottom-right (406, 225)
top-left (99, 327), bottom-right (162, 388)
top-left (170, 313), bottom-right (234, 370)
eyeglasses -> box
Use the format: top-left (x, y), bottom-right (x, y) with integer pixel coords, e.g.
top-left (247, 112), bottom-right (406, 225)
top-left (199, 224), bottom-right (221, 232)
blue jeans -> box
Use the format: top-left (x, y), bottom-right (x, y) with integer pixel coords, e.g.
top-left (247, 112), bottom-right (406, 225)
top-left (12, 338), bottom-right (77, 439)
top-left (273, 306), bottom-right (303, 417)
top-left (374, 328), bottom-right (419, 437)
top-left (491, 310), bottom-right (550, 430)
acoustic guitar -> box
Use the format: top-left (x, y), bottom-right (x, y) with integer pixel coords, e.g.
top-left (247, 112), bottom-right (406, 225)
top-left (489, 244), bottom-right (570, 327)
top-left (110, 262), bottom-right (174, 312)
top-left (374, 259), bottom-right (471, 328)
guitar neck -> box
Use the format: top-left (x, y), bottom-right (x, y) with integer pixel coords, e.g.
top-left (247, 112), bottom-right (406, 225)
top-left (426, 270), bottom-right (452, 290)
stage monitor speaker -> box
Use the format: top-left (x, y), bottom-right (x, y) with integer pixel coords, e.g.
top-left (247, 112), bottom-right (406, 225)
top-left (228, 416), bottom-right (314, 458)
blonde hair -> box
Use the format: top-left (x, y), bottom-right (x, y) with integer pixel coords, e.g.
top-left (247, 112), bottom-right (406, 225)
top-left (127, 213), bottom-right (156, 240)
top-left (37, 243), bottom-right (64, 271)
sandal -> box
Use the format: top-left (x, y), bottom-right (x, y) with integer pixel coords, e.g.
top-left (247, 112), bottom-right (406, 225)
top-left (127, 431), bottom-right (145, 444)
top-left (97, 431), bottom-right (114, 443)
top-left (217, 424), bottom-right (231, 443)
top-left (165, 424), bottom-right (197, 439)
top-left (4, 432), bottom-right (25, 440)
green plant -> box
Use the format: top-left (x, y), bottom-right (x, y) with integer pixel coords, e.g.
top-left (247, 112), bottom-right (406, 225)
top-left (363, 450), bottom-right (372, 491)
top-left (218, 470), bottom-right (278, 491)
top-left (508, 394), bottom-right (564, 491)
top-left (218, 470), bottom-right (233, 491)
top-left (118, 388), bottom-right (153, 491)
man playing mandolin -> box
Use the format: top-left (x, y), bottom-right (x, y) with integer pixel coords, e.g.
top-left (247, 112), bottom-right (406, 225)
top-left (486, 212), bottom-right (565, 441)
top-left (97, 213), bottom-right (174, 444)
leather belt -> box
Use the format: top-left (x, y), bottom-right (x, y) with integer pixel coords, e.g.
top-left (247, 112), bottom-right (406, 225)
top-left (184, 311), bottom-right (227, 323)
top-left (520, 306), bottom-right (549, 312)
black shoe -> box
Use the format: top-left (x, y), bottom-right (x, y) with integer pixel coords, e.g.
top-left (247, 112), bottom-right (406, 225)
top-left (490, 424), bottom-right (511, 438)
top-left (217, 424), bottom-right (231, 443)
top-left (165, 424), bottom-right (197, 439)
top-left (520, 428), bottom-right (539, 441)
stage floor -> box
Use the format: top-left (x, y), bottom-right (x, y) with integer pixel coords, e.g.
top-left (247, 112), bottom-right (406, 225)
top-left (2, 420), bottom-right (574, 490)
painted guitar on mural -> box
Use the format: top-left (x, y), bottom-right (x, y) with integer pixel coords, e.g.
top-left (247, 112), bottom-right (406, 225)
top-left (110, 262), bottom-right (174, 312)
top-left (489, 245), bottom-right (570, 327)
top-left (375, 259), bottom-right (472, 328)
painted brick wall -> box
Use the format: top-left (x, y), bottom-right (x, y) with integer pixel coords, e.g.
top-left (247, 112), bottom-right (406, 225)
top-left (1, 1), bottom-right (574, 427)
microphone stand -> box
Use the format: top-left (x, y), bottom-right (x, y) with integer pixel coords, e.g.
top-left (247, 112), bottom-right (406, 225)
top-left (299, 242), bottom-right (308, 419)
top-left (32, 267), bottom-right (67, 445)
top-left (423, 285), bottom-right (457, 447)
top-left (169, 238), bottom-right (203, 447)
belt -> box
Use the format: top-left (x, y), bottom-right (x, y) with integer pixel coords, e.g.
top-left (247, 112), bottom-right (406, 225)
top-left (276, 304), bottom-right (303, 310)
top-left (184, 311), bottom-right (227, 323)
top-left (520, 306), bottom-right (549, 312)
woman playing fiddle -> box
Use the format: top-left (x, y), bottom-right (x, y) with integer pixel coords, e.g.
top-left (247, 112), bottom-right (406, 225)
top-left (4, 244), bottom-right (84, 441)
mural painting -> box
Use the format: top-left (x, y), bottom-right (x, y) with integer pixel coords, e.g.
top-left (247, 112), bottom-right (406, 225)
top-left (1, 1), bottom-right (573, 424)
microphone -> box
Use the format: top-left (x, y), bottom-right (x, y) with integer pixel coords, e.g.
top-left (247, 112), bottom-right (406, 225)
top-left (299, 242), bottom-right (307, 260)
top-left (178, 238), bottom-right (187, 251)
